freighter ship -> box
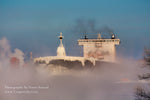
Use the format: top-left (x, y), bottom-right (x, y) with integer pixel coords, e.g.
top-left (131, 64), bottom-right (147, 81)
top-left (34, 32), bottom-right (120, 72)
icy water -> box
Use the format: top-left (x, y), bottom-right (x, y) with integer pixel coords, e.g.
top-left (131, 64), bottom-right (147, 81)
top-left (0, 60), bottom-right (147, 100)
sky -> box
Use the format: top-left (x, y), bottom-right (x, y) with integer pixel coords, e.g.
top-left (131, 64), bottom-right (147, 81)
top-left (0, 0), bottom-right (150, 59)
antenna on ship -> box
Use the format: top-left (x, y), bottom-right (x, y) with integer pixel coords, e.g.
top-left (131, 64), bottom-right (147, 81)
top-left (97, 33), bottom-right (101, 39)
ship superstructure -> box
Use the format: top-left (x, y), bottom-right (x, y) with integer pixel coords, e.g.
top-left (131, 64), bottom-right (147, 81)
top-left (78, 33), bottom-right (120, 62)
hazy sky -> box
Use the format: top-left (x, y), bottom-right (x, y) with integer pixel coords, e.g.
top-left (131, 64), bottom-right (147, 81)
top-left (0, 0), bottom-right (150, 59)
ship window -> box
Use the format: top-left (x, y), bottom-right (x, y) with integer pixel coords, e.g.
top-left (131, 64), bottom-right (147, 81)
top-left (95, 43), bottom-right (102, 47)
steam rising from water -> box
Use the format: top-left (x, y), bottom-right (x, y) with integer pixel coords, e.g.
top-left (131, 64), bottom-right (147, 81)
top-left (0, 37), bottom-right (148, 100)
top-left (0, 37), bottom-right (24, 68)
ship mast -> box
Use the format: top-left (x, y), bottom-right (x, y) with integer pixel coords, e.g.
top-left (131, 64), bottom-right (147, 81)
top-left (58, 32), bottom-right (64, 47)
top-left (57, 32), bottom-right (66, 56)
